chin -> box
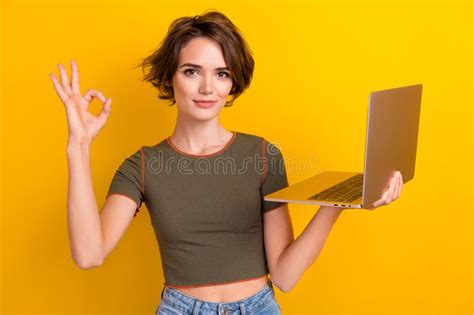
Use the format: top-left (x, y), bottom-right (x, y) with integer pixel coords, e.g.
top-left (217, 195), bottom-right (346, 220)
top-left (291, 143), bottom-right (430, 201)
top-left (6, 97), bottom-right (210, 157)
top-left (180, 108), bottom-right (220, 122)
top-left (179, 100), bottom-right (225, 121)
top-left (194, 111), bottom-right (221, 121)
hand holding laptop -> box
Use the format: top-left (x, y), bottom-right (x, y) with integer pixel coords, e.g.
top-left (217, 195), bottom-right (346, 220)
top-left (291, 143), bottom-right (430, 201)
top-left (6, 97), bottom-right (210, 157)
top-left (365, 170), bottom-right (403, 210)
top-left (264, 84), bottom-right (422, 210)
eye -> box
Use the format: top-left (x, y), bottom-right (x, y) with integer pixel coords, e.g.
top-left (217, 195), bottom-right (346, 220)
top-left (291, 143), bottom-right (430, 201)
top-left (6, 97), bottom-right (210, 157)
top-left (184, 69), bottom-right (197, 76)
top-left (218, 71), bottom-right (230, 78)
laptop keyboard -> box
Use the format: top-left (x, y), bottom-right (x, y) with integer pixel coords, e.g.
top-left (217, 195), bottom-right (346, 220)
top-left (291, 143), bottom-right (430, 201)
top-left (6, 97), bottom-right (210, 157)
top-left (308, 173), bottom-right (364, 203)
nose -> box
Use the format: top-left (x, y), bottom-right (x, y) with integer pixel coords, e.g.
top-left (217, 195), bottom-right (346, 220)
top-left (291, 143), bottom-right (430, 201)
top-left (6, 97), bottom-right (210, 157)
top-left (198, 75), bottom-right (213, 95)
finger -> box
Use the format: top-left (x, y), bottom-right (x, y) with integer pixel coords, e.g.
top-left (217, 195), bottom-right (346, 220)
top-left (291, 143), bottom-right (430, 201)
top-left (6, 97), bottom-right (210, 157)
top-left (375, 174), bottom-right (397, 207)
top-left (97, 97), bottom-right (112, 122)
top-left (57, 63), bottom-right (72, 95)
top-left (372, 198), bottom-right (385, 209)
top-left (70, 59), bottom-right (81, 95)
top-left (393, 172), bottom-right (401, 199)
top-left (371, 189), bottom-right (390, 208)
top-left (386, 172), bottom-right (398, 202)
top-left (398, 172), bottom-right (403, 197)
top-left (49, 73), bottom-right (69, 103)
top-left (394, 172), bottom-right (402, 199)
top-left (83, 89), bottom-right (106, 103)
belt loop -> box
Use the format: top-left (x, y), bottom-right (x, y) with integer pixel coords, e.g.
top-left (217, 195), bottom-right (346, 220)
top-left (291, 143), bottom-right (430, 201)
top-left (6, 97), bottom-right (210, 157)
top-left (239, 302), bottom-right (246, 315)
top-left (192, 300), bottom-right (202, 315)
top-left (160, 286), bottom-right (166, 299)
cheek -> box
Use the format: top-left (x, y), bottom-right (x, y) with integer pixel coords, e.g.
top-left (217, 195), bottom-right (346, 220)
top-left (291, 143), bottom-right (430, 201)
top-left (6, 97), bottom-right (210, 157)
top-left (217, 80), bottom-right (233, 96)
top-left (173, 78), bottom-right (196, 96)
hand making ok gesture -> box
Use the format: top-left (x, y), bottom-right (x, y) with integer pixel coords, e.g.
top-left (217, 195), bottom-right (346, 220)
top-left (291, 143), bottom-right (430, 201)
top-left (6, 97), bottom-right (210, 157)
top-left (49, 59), bottom-right (112, 146)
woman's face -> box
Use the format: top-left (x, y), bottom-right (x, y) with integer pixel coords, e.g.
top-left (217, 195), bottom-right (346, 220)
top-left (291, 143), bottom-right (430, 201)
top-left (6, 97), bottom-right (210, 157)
top-left (171, 36), bottom-right (233, 122)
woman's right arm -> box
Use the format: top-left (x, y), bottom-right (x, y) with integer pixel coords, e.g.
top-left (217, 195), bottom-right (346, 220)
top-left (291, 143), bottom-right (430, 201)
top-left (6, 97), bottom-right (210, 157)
top-left (66, 143), bottom-right (139, 269)
top-left (50, 59), bottom-right (136, 269)
top-left (66, 142), bottom-right (104, 269)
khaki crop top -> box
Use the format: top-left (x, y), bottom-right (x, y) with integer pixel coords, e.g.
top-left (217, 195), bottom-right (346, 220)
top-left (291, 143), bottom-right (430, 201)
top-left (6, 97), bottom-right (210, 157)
top-left (106, 131), bottom-right (289, 287)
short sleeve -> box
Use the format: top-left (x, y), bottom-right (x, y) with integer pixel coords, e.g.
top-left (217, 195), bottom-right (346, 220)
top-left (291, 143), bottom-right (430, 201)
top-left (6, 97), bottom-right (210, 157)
top-left (260, 139), bottom-right (289, 213)
top-left (106, 147), bottom-right (145, 217)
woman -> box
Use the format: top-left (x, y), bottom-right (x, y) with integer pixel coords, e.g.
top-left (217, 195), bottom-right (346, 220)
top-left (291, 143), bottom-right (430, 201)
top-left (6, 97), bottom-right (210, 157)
top-left (49, 10), bottom-right (403, 315)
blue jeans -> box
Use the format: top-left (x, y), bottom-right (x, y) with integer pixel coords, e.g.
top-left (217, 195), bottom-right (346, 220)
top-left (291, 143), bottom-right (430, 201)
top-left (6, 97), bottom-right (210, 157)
top-left (155, 279), bottom-right (281, 314)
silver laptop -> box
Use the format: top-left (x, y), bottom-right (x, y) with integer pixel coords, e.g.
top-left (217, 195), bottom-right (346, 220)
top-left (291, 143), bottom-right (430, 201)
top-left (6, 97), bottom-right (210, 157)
top-left (264, 84), bottom-right (423, 209)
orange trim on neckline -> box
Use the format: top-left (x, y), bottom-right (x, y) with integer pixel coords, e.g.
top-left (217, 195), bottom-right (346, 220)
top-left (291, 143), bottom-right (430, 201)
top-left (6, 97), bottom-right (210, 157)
top-left (166, 131), bottom-right (237, 158)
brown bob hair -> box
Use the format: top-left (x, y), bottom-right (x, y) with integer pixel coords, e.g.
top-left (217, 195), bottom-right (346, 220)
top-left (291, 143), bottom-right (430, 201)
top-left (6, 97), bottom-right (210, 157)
top-left (137, 10), bottom-right (255, 107)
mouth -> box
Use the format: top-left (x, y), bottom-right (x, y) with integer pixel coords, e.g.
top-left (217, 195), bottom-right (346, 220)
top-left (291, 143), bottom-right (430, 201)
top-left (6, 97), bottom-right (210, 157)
top-left (194, 100), bottom-right (218, 108)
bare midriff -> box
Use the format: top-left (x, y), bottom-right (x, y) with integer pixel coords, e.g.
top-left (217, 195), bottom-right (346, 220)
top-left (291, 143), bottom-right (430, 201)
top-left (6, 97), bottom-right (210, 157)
top-left (167, 274), bottom-right (270, 303)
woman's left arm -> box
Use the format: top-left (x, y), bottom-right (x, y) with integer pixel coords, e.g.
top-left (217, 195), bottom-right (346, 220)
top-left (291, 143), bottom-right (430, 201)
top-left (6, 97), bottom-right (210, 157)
top-left (265, 171), bottom-right (403, 292)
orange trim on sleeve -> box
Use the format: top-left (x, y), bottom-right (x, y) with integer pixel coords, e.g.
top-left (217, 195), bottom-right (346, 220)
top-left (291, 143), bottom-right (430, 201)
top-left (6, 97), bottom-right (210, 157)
top-left (106, 192), bottom-right (140, 209)
top-left (264, 202), bottom-right (288, 213)
top-left (260, 138), bottom-right (268, 184)
top-left (106, 193), bottom-right (140, 217)
top-left (140, 147), bottom-right (145, 195)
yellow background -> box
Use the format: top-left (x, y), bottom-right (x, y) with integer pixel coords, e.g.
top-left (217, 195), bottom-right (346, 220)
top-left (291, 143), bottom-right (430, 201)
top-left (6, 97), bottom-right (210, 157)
top-left (1, 0), bottom-right (472, 314)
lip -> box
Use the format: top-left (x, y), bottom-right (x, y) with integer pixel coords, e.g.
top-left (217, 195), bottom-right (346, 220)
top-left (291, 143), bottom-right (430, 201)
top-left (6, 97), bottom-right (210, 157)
top-left (194, 100), bottom-right (218, 108)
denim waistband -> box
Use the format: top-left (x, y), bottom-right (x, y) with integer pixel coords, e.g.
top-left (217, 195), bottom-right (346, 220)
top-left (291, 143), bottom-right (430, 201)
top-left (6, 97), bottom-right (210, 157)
top-left (160, 279), bottom-right (276, 314)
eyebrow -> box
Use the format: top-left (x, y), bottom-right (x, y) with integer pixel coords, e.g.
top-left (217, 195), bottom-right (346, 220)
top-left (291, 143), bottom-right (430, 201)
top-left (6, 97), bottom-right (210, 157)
top-left (179, 63), bottom-right (229, 71)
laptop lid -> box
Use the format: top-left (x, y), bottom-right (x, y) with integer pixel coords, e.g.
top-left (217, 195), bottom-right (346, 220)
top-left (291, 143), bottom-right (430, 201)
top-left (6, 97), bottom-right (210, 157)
top-left (362, 84), bottom-right (423, 208)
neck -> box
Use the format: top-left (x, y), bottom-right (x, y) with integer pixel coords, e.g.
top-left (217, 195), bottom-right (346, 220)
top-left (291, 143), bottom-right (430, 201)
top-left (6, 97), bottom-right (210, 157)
top-left (170, 112), bottom-right (232, 152)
